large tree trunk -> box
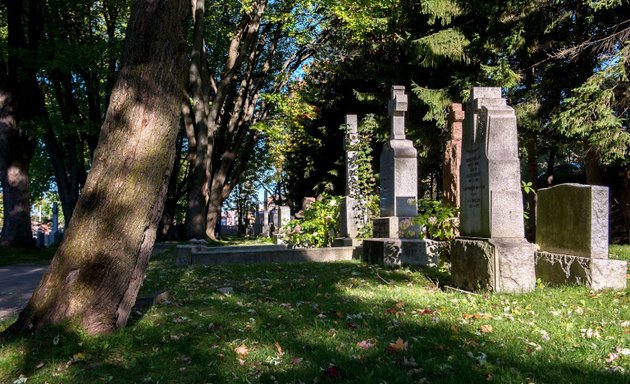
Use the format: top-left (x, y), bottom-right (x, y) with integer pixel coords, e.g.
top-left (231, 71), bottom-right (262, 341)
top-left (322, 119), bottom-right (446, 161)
top-left (184, 0), bottom-right (210, 239)
top-left (0, 0), bottom-right (44, 248)
top-left (0, 71), bottom-right (35, 248)
top-left (3, 0), bottom-right (189, 336)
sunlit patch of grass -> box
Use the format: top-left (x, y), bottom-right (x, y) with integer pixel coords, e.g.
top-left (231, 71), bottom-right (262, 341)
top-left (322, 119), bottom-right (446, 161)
top-left (1, 247), bottom-right (629, 384)
top-left (610, 244), bottom-right (630, 262)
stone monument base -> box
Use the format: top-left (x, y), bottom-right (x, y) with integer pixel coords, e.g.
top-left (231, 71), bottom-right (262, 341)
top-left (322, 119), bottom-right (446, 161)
top-left (333, 237), bottom-right (363, 247)
top-left (362, 238), bottom-right (442, 267)
top-left (451, 237), bottom-right (535, 293)
top-left (535, 251), bottom-right (627, 290)
top-left (373, 217), bottom-right (421, 238)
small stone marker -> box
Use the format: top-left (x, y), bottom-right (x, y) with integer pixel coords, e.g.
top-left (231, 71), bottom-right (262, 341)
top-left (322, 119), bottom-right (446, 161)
top-left (535, 184), bottom-right (627, 290)
top-left (273, 206), bottom-right (292, 244)
top-left (451, 87), bottom-right (535, 293)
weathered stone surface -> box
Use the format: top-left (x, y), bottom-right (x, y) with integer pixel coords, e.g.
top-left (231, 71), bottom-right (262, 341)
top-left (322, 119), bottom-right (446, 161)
top-left (443, 103), bottom-right (464, 208)
top-left (452, 238), bottom-right (535, 292)
top-left (339, 196), bottom-right (362, 238)
top-left (373, 217), bottom-right (421, 239)
top-left (363, 85), bottom-right (439, 267)
top-left (338, 114), bottom-right (367, 241)
top-left (276, 206), bottom-right (291, 229)
top-left (388, 85), bottom-right (408, 140)
top-left (536, 184), bottom-right (609, 258)
top-left (362, 239), bottom-right (441, 267)
top-left (535, 251), bottom-right (627, 290)
top-left (452, 87), bottom-right (534, 293)
top-left (379, 85), bottom-right (418, 218)
top-left (459, 88), bottom-right (524, 238)
top-left (379, 140), bottom-right (418, 217)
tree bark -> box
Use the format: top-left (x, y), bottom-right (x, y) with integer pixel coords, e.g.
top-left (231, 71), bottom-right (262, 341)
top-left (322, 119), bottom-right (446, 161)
top-left (0, 67), bottom-right (35, 248)
top-left (584, 141), bottom-right (603, 185)
top-left (3, 0), bottom-right (189, 335)
top-left (0, 0), bottom-right (43, 248)
top-left (184, 0), bottom-right (210, 239)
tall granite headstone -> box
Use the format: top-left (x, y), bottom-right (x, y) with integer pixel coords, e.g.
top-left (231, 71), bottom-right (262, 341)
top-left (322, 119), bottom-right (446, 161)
top-left (451, 87), bottom-right (535, 293)
top-left (337, 114), bottom-right (366, 245)
top-left (535, 184), bottom-right (626, 290)
top-left (363, 85), bottom-right (440, 266)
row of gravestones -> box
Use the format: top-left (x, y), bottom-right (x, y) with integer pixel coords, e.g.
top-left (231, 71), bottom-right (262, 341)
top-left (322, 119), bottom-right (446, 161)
top-left (344, 86), bottom-right (626, 292)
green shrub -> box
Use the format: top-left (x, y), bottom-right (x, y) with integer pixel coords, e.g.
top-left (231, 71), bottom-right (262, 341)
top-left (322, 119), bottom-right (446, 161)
top-left (415, 198), bottom-right (459, 241)
top-left (283, 194), bottom-right (341, 248)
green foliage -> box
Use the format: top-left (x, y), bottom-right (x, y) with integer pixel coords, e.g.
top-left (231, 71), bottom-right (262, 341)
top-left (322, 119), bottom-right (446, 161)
top-left (480, 57), bottom-right (521, 89)
top-left (346, 115), bottom-right (379, 238)
top-left (411, 83), bottom-right (451, 129)
top-left (412, 28), bottom-right (470, 67)
top-left (414, 198), bottom-right (459, 241)
top-left (283, 194), bottom-right (340, 248)
top-left (551, 44), bottom-right (630, 165)
top-left (521, 181), bottom-right (536, 196)
top-left (420, 0), bottom-right (462, 26)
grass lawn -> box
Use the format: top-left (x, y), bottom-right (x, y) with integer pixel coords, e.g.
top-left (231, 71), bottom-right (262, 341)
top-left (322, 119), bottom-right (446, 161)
top-left (1, 248), bottom-right (629, 384)
top-left (0, 247), bottom-right (57, 267)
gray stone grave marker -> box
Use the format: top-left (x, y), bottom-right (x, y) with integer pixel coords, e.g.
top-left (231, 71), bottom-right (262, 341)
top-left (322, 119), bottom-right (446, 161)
top-left (535, 184), bottom-right (626, 290)
top-left (451, 87), bottom-right (535, 293)
top-left (363, 85), bottom-right (441, 266)
top-left (337, 114), bottom-right (367, 245)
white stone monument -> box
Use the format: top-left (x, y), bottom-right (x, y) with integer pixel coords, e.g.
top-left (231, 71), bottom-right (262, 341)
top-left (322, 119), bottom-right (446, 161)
top-left (451, 87), bottom-right (535, 293)
top-left (363, 85), bottom-right (440, 266)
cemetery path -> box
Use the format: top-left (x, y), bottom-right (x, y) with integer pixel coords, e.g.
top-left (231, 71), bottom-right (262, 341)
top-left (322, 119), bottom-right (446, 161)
top-left (0, 262), bottom-right (48, 321)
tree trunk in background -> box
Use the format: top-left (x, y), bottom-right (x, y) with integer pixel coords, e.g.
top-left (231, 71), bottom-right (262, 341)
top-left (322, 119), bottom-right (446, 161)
top-left (3, 0), bottom-right (189, 335)
top-left (525, 138), bottom-right (537, 242)
top-left (0, 70), bottom-right (35, 248)
top-left (622, 169), bottom-right (630, 243)
top-left (584, 141), bottom-right (603, 185)
top-left (0, 0), bottom-right (44, 248)
top-left (184, 0), bottom-right (210, 239)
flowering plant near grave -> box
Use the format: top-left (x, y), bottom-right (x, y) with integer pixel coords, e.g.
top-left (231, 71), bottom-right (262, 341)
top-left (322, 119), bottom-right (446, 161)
top-left (414, 198), bottom-right (459, 241)
top-left (283, 194), bottom-right (341, 248)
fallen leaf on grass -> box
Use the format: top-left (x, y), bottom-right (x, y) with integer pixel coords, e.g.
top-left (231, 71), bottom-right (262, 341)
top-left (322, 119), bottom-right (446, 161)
top-left (235, 344), bottom-right (249, 358)
top-left (274, 341), bottom-right (284, 356)
top-left (401, 357), bottom-right (418, 367)
top-left (606, 352), bottom-right (619, 363)
top-left (464, 313), bottom-right (493, 320)
top-left (479, 325), bottom-right (493, 333)
top-left (387, 338), bottom-right (408, 353)
top-left (581, 328), bottom-right (601, 339)
top-left (414, 308), bottom-right (437, 316)
top-left (356, 340), bottom-right (375, 350)
top-left (323, 365), bottom-right (341, 380)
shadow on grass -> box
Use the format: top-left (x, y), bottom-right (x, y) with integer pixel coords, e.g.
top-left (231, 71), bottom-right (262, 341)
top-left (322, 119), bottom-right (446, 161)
top-left (0, 247), bottom-right (57, 267)
top-left (1, 257), bottom-right (626, 384)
